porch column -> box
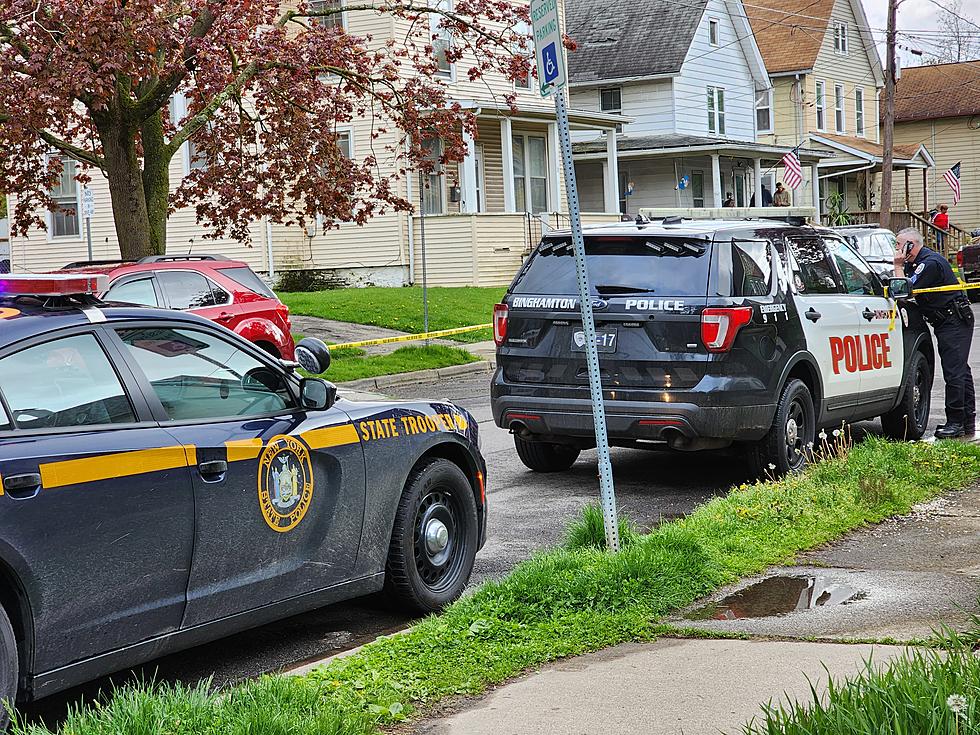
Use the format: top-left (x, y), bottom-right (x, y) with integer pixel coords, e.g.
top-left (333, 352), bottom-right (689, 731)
top-left (811, 162), bottom-right (821, 218)
top-left (710, 153), bottom-right (723, 208)
top-left (922, 168), bottom-right (929, 215)
top-left (904, 169), bottom-right (910, 211)
top-left (604, 129), bottom-right (620, 215)
top-left (460, 128), bottom-right (479, 214)
top-left (753, 158), bottom-right (763, 206)
top-left (547, 121), bottom-right (561, 212)
top-left (501, 118), bottom-right (516, 212)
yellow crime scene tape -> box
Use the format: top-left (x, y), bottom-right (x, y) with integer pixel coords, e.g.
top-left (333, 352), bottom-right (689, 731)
top-left (330, 323), bottom-right (492, 350)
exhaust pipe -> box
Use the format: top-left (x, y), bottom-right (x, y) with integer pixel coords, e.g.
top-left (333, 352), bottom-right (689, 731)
top-left (509, 421), bottom-right (533, 439)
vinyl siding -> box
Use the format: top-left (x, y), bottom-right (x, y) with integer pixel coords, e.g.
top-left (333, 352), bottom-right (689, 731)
top-left (570, 80), bottom-right (673, 137)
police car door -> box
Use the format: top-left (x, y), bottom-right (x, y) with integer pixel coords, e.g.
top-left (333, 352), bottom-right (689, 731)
top-left (786, 236), bottom-right (864, 420)
top-left (827, 238), bottom-right (904, 412)
top-left (110, 324), bottom-right (365, 627)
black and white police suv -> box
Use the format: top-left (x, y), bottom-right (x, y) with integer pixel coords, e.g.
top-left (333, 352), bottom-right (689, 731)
top-left (491, 218), bottom-right (934, 476)
top-left (0, 274), bottom-right (485, 717)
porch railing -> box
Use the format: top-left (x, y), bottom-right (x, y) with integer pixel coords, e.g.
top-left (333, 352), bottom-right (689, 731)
top-left (848, 210), bottom-right (971, 258)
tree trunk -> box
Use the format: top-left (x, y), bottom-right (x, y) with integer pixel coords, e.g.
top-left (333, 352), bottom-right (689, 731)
top-left (141, 111), bottom-right (170, 256)
top-left (96, 117), bottom-right (155, 261)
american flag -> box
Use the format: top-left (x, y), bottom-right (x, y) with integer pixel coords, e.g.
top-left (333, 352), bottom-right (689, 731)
top-left (943, 161), bottom-right (962, 206)
top-left (780, 146), bottom-right (804, 190)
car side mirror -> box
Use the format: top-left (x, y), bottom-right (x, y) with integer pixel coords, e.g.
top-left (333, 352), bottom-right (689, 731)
top-left (300, 377), bottom-right (336, 411)
top-left (295, 337), bottom-right (331, 374)
top-left (888, 277), bottom-right (913, 300)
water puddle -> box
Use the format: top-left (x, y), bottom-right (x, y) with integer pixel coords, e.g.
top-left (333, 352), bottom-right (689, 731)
top-left (686, 575), bottom-right (866, 621)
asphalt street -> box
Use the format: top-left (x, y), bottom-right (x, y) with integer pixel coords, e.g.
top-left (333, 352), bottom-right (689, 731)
top-left (23, 306), bottom-right (980, 726)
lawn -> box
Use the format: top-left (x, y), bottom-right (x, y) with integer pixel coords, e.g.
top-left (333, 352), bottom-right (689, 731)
top-left (279, 287), bottom-right (506, 343)
top-left (325, 345), bottom-right (479, 384)
top-left (18, 438), bottom-right (980, 735)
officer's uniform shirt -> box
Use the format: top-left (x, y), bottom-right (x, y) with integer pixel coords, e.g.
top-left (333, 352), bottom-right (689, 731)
top-left (904, 246), bottom-right (962, 313)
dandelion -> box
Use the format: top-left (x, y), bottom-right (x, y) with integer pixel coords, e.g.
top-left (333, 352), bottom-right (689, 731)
top-left (833, 429), bottom-right (841, 437)
top-left (948, 694), bottom-right (968, 715)
top-left (768, 463), bottom-right (776, 470)
top-left (818, 430), bottom-right (828, 440)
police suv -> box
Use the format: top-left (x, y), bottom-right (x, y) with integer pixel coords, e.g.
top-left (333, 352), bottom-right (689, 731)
top-left (0, 274), bottom-right (486, 716)
top-left (491, 219), bottom-right (933, 476)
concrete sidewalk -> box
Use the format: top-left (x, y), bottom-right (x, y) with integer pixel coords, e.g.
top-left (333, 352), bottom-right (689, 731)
top-left (409, 486), bottom-right (980, 735)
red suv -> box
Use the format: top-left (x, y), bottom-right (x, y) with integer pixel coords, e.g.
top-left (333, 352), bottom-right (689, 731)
top-left (60, 255), bottom-right (295, 359)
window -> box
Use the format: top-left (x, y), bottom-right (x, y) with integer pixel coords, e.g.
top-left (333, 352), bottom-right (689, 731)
top-left (0, 334), bottom-right (135, 430)
top-left (815, 81), bottom-right (826, 131)
top-left (513, 19), bottom-right (532, 90)
top-left (157, 271), bottom-right (229, 310)
top-left (834, 22), bottom-right (848, 54)
top-left (830, 240), bottom-right (877, 295)
top-left (855, 87), bottom-right (865, 136)
top-left (217, 267), bottom-right (276, 298)
top-left (105, 277), bottom-right (159, 307)
top-left (732, 241), bottom-right (773, 297)
top-left (708, 18), bottom-right (720, 46)
top-left (0, 401), bottom-right (9, 431)
top-left (430, 0), bottom-right (452, 78)
top-left (50, 157), bottom-right (80, 238)
top-left (308, 0), bottom-right (345, 29)
top-left (834, 84), bottom-right (845, 133)
top-left (618, 170), bottom-right (630, 214)
top-left (788, 238), bottom-right (841, 294)
top-left (117, 328), bottom-right (294, 421)
top-left (421, 137), bottom-right (445, 215)
top-left (756, 89), bottom-right (773, 133)
top-left (512, 134), bottom-right (548, 213)
top-left (336, 130), bottom-right (353, 159)
top-left (600, 87), bottom-right (622, 114)
top-left (691, 170), bottom-right (705, 208)
top-left (707, 87), bottom-right (725, 135)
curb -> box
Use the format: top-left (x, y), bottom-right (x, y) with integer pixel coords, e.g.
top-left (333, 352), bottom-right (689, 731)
top-left (337, 359), bottom-right (493, 392)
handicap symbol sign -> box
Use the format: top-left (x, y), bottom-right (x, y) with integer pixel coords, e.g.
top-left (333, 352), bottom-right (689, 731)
top-left (542, 42), bottom-right (560, 86)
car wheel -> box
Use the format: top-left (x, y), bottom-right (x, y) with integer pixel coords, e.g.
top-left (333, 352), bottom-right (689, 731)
top-left (0, 605), bottom-right (17, 729)
top-left (749, 379), bottom-right (815, 477)
top-left (513, 435), bottom-right (581, 472)
top-left (880, 350), bottom-right (932, 440)
top-left (383, 458), bottom-right (478, 614)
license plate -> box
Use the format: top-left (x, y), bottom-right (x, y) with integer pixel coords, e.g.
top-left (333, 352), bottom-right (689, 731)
top-left (571, 329), bottom-right (618, 353)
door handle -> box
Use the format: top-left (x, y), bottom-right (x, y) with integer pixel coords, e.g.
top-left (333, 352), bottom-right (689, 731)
top-left (863, 308), bottom-right (876, 322)
top-left (3, 473), bottom-right (41, 498)
top-left (215, 312), bottom-right (235, 323)
top-left (805, 307), bottom-right (822, 322)
top-left (198, 460), bottom-right (228, 481)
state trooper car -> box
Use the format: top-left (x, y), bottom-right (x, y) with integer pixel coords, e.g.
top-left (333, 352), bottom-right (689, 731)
top-left (491, 219), bottom-right (933, 476)
top-left (0, 274), bottom-right (486, 716)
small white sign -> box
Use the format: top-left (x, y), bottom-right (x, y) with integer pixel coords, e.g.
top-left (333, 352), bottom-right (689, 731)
top-left (530, 0), bottom-right (565, 97)
top-left (82, 187), bottom-right (95, 219)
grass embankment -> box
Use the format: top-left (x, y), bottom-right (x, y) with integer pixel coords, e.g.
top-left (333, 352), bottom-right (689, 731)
top-left (325, 345), bottom-right (479, 384)
top-left (279, 287), bottom-right (506, 343)
top-left (18, 439), bottom-right (980, 735)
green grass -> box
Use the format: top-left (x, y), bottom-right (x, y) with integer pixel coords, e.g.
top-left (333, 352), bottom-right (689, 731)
top-left (324, 345), bottom-right (479, 384)
top-left (279, 287), bottom-right (506, 343)
top-left (17, 439), bottom-right (980, 735)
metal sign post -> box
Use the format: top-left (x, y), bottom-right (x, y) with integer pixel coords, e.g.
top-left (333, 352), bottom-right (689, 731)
top-left (82, 187), bottom-right (95, 261)
top-left (531, 0), bottom-right (619, 552)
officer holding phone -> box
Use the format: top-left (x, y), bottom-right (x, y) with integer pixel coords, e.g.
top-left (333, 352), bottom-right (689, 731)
top-left (894, 227), bottom-right (975, 438)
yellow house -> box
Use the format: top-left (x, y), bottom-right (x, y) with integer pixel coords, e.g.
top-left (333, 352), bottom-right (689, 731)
top-left (891, 61), bottom-right (980, 235)
top-left (746, 0), bottom-right (932, 221)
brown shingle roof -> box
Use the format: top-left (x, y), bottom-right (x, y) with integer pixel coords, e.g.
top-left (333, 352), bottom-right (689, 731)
top-left (893, 61), bottom-right (980, 123)
top-left (813, 132), bottom-right (923, 161)
top-left (744, 0), bottom-right (835, 74)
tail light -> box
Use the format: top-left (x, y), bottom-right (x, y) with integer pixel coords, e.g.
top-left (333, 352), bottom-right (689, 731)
top-left (701, 307), bottom-right (753, 353)
top-left (957, 250), bottom-right (964, 268)
top-left (493, 303), bottom-right (509, 346)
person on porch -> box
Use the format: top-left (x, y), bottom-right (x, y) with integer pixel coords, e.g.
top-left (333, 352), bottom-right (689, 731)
top-left (933, 204), bottom-right (950, 250)
top-left (723, 193), bottom-right (736, 207)
top-left (773, 182), bottom-right (791, 207)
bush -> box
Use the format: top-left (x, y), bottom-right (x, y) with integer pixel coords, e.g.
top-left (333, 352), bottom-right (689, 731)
top-left (275, 269), bottom-right (346, 293)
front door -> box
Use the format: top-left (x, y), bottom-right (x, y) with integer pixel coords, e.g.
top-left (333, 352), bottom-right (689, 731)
top-left (0, 329), bottom-right (195, 672)
top-left (110, 324), bottom-right (366, 627)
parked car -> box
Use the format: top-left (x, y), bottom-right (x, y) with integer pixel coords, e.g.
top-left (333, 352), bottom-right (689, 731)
top-left (955, 234), bottom-right (980, 302)
top-left (833, 225), bottom-right (897, 279)
top-left (59, 254), bottom-right (295, 359)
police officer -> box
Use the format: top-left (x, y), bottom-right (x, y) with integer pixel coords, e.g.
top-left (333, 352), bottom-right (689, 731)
top-left (894, 227), bottom-right (976, 438)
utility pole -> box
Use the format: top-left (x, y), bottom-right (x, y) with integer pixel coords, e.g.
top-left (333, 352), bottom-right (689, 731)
top-left (880, 0), bottom-right (899, 230)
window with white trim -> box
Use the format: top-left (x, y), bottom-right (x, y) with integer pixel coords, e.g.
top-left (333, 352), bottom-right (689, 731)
top-left (421, 137), bottom-right (445, 215)
top-left (855, 87), bottom-right (865, 136)
top-left (430, 0), bottom-right (453, 78)
top-left (833, 22), bottom-right (848, 54)
top-left (50, 157), bottom-right (80, 238)
top-left (834, 84), bottom-right (845, 133)
top-left (708, 18), bottom-right (720, 46)
top-left (512, 133), bottom-right (548, 214)
top-left (756, 89), bottom-right (773, 134)
top-left (337, 130), bottom-right (353, 159)
top-left (309, 0), bottom-right (345, 29)
top-left (815, 80), bottom-right (826, 131)
top-left (513, 19), bottom-right (532, 90)
top-left (600, 87), bottom-right (622, 113)
top-left (707, 86), bottom-right (725, 135)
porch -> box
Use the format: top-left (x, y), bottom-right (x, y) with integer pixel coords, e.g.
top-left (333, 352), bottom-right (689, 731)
top-left (847, 210), bottom-right (973, 257)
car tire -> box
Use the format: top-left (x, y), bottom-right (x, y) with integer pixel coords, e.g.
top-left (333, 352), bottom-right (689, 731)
top-left (383, 458), bottom-right (478, 614)
top-left (749, 379), bottom-right (815, 477)
top-left (880, 350), bottom-right (932, 441)
top-left (0, 605), bottom-right (17, 729)
top-left (513, 435), bottom-right (580, 473)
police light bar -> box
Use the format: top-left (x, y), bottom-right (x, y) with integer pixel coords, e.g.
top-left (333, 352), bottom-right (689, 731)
top-left (0, 274), bottom-right (108, 297)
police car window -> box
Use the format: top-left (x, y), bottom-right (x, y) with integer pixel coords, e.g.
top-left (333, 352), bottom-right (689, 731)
top-left (0, 334), bottom-right (136, 430)
top-left (0, 401), bottom-right (10, 431)
top-left (105, 277), bottom-right (158, 307)
top-left (731, 241), bottom-right (772, 297)
top-left (830, 240), bottom-right (877, 296)
top-left (157, 271), bottom-right (224, 310)
top-left (512, 236), bottom-right (711, 296)
top-left (116, 327), bottom-right (294, 421)
top-left (787, 239), bottom-right (842, 295)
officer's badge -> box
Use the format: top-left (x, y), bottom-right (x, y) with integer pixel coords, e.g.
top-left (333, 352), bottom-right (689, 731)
top-left (258, 435), bottom-right (314, 532)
